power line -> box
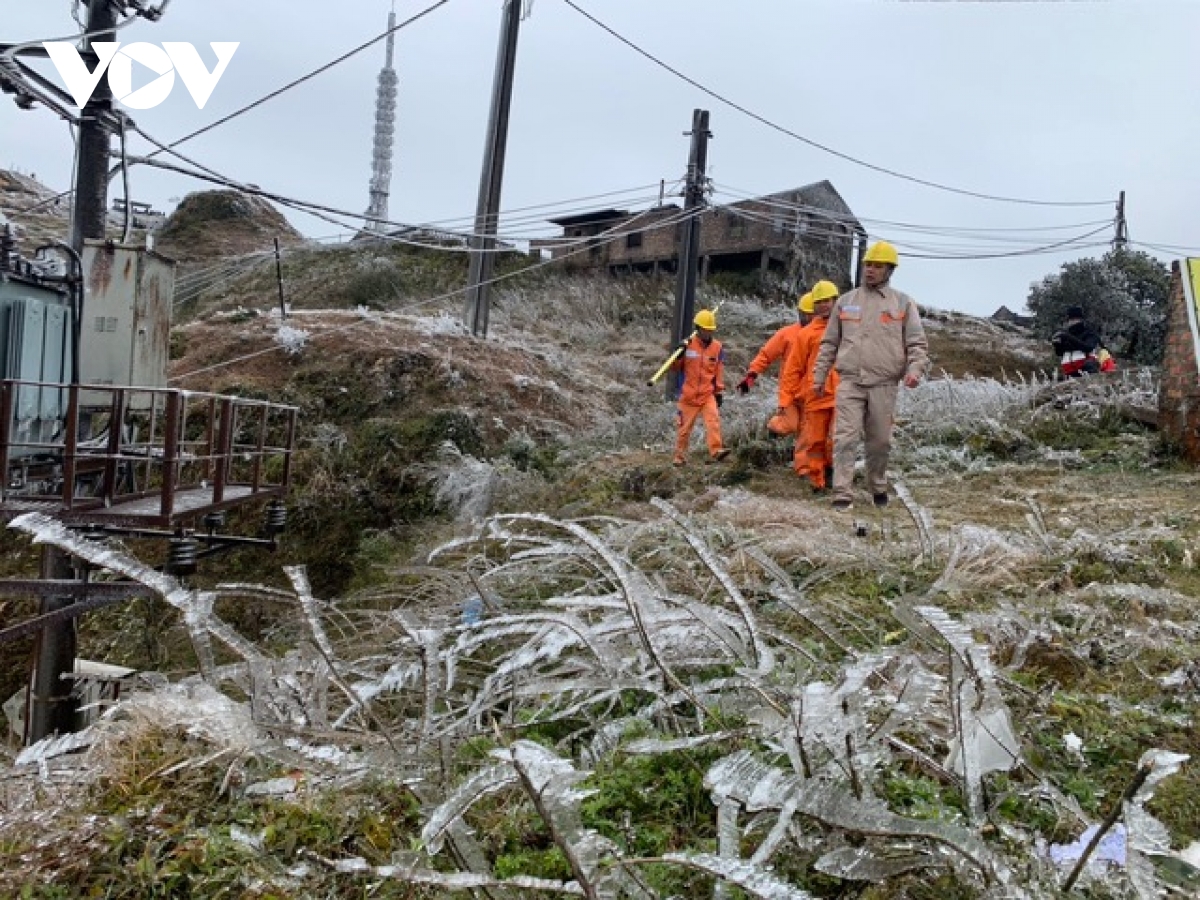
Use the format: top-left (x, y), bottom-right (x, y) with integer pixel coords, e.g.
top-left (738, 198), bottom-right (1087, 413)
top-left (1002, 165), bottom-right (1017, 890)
top-left (1130, 240), bottom-right (1200, 257)
top-left (125, 122), bottom-right (685, 255)
top-left (4, 0), bottom-right (455, 218)
top-left (169, 204), bottom-right (706, 383)
top-left (713, 184), bottom-right (1115, 239)
top-left (560, 0), bottom-right (1112, 209)
top-left (719, 204), bottom-right (1111, 260)
top-left (141, 0), bottom-right (454, 159)
top-left (896, 225), bottom-right (1112, 259)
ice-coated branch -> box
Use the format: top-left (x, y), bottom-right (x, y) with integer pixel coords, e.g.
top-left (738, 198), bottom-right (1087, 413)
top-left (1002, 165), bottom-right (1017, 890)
top-left (310, 852), bottom-right (586, 894)
top-left (651, 498), bottom-right (771, 673)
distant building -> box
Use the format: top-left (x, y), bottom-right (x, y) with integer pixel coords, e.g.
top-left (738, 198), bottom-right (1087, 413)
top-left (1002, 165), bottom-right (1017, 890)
top-left (990, 305), bottom-right (1035, 327)
top-left (532, 181), bottom-right (865, 289)
top-left (109, 198), bottom-right (167, 231)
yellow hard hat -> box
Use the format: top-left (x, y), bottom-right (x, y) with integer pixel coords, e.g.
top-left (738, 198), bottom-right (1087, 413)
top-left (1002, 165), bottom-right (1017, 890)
top-left (798, 292), bottom-right (815, 314)
top-left (810, 280), bottom-right (839, 303)
top-left (863, 241), bottom-right (900, 267)
top-left (693, 309), bottom-right (717, 330)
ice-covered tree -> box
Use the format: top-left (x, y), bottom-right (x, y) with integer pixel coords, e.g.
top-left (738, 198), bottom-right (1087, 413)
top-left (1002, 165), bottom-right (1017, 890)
top-left (1026, 249), bottom-right (1170, 365)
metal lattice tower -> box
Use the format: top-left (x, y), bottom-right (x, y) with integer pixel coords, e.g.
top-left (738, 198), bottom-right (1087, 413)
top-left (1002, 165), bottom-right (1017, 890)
top-left (365, 10), bottom-right (398, 232)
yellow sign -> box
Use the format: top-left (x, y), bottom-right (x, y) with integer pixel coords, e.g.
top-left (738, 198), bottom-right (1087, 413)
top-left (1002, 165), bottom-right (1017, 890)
top-left (1186, 259), bottom-right (1200, 377)
top-left (1191, 259), bottom-right (1200, 316)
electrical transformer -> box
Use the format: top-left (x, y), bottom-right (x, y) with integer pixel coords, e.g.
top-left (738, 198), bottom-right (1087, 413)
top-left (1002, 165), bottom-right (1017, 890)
top-left (0, 241), bottom-right (75, 459)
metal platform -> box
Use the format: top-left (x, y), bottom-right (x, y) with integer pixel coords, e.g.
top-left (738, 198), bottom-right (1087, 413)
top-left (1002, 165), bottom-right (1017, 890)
top-left (1, 379), bottom-right (298, 528)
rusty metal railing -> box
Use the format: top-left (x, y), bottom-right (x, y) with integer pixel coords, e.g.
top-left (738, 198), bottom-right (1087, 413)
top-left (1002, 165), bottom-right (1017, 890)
top-left (0, 380), bottom-right (298, 527)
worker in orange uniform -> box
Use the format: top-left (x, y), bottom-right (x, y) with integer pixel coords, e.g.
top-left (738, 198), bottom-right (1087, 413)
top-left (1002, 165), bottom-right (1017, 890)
top-left (782, 280), bottom-right (841, 492)
top-left (736, 292), bottom-right (814, 461)
top-left (671, 309), bottom-right (731, 466)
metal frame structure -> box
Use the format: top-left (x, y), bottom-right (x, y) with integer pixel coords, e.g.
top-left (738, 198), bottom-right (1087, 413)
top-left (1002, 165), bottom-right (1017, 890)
top-left (1, 379), bottom-right (297, 528)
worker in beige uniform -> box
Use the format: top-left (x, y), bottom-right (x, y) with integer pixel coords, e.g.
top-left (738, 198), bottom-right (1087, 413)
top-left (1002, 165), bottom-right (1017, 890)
top-left (811, 241), bottom-right (929, 510)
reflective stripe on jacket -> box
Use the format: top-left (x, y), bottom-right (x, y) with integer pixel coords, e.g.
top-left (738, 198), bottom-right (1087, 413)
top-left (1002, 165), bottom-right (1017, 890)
top-left (813, 285), bottom-right (929, 388)
top-left (672, 336), bottom-right (725, 406)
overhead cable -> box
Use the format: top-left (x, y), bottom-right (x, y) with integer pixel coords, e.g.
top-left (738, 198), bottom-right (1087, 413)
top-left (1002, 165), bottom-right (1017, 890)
top-left (169, 204), bottom-right (706, 383)
top-left (141, 0), bottom-right (454, 162)
top-left (561, 0), bottom-right (1112, 208)
top-left (5, 0), bottom-right (454, 217)
top-left (713, 184), bottom-right (1116, 239)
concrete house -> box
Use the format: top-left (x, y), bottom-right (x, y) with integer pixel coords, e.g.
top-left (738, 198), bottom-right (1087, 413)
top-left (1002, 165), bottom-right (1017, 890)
top-left (534, 181), bottom-right (865, 289)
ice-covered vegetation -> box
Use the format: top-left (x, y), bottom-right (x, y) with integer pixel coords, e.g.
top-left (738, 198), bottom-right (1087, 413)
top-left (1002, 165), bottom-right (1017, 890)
top-left (5, 421), bottom-right (1198, 899)
top-left (3, 250), bottom-right (1196, 898)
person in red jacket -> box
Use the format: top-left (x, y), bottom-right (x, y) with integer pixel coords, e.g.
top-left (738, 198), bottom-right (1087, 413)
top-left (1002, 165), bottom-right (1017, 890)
top-left (670, 309), bottom-right (730, 466)
top-left (736, 292), bottom-right (813, 458)
top-left (782, 280), bottom-right (841, 491)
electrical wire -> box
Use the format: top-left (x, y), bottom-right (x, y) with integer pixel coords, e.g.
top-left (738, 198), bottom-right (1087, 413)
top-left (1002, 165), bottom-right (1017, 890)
top-left (721, 201), bottom-right (1110, 252)
top-left (895, 225), bottom-right (1112, 260)
top-left (1130, 240), bottom-right (1200, 257)
top-left (560, 0), bottom-right (1113, 209)
top-left (713, 183), bottom-right (1116, 240)
top-left (139, 0), bottom-right (454, 165)
top-left (1, 5), bottom-right (146, 59)
top-left (718, 204), bottom-right (1112, 260)
top-left (5, 0), bottom-right (454, 218)
top-left (124, 122), bottom-right (682, 255)
top-left (406, 180), bottom-right (683, 230)
top-left (168, 203), bottom-right (706, 383)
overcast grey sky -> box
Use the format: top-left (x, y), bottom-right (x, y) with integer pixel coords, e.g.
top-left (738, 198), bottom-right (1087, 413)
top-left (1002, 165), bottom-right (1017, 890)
top-left (3, 0), bottom-right (1198, 317)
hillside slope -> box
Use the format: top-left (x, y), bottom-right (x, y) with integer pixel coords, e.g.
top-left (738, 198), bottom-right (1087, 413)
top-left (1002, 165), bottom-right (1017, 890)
top-left (156, 189), bottom-right (305, 263)
top-left (4, 239), bottom-right (1197, 900)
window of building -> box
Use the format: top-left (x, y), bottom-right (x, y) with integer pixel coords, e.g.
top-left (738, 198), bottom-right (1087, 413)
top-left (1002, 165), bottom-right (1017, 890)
top-left (626, 231), bottom-right (643, 249)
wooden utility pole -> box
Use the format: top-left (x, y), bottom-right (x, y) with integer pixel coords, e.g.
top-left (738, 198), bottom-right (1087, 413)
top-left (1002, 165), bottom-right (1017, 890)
top-left (666, 109), bottom-right (711, 400)
top-left (463, 0), bottom-right (523, 338)
top-left (29, 0), bottom-right (118, 744)
top-left (1113, 190), bottom-right (1128, 252)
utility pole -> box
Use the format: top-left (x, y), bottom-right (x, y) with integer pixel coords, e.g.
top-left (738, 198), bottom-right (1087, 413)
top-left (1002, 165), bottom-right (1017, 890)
top-left (462, 0), bottom-right (523, 338)
top-left (29, 0), bottom-right (118, 744)
top-left (666, 108), bottom-right (711, 400)
top-left (274, 237), bottom-right (287, 319)
top-left (1113, 190), bottom-right (1128, 252)
top-left (69, 0), bottom-right (118, 254)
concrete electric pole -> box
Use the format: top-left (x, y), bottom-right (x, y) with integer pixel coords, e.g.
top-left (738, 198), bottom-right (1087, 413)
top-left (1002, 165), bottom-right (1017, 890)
top-left (68, 0), bottom-right (118, 254)
top-left (29, 0), bottom-right (119, 744)
top-left (666, 109), bottom-right (711, 400)
top-left (462, 0), bottom-right (523, 338)
top-left (1113, 190), bottom-right (1128, 252)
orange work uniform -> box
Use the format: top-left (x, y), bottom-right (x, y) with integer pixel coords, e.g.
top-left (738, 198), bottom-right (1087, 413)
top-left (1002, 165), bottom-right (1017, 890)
top-left (746, 322), bottom-right (807, 439)
top-left (781, 317), bottom-right (839, 488)
top-left (671, 335), bottom-right (727, 464)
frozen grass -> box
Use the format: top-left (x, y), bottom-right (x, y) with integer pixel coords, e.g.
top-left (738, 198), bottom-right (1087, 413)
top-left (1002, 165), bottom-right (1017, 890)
top-left (5, 485), bottom-right (1200, 898)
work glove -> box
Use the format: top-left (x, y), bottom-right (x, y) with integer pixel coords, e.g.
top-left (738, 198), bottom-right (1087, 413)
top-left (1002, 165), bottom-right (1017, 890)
top-left (715, 393), bottom-right (724, 408)
top-left (736, 372), bottom-right (757, 395)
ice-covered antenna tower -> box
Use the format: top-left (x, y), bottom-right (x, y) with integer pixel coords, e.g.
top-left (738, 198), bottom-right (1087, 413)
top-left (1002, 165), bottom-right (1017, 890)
top-left (364, 5), bottom-right (399, 232)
